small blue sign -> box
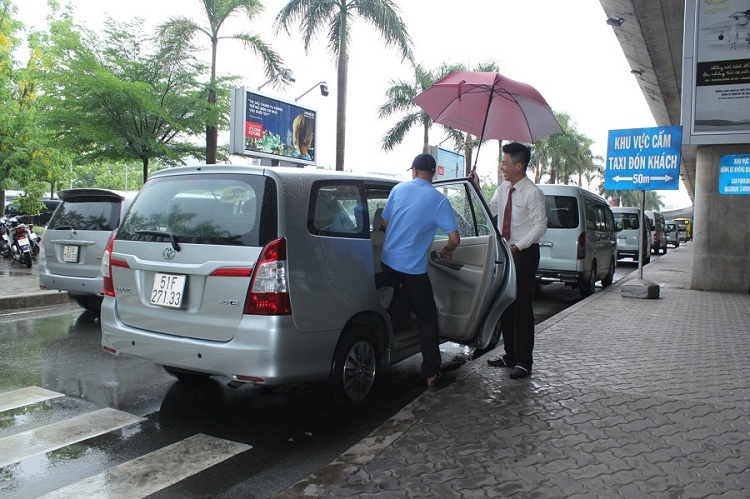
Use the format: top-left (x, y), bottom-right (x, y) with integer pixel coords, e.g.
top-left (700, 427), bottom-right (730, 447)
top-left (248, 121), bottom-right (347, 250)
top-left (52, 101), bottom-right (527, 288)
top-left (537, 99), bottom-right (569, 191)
top-left (604, 126), bottom-right (682, 191)
top-left (719, 154), bottom-right (750, 195)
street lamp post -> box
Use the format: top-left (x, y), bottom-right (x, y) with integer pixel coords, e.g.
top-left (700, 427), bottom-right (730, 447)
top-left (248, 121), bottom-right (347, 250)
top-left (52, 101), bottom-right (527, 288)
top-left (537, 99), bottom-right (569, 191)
top-left (257, 68), bottom-right (295, 91)
top-left (295, 82), bottom-right (329, 102)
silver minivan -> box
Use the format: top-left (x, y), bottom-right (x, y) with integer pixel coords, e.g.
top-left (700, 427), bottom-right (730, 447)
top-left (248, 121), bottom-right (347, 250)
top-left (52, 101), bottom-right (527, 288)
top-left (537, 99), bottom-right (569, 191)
top-left (646, 210), bottom-right (668, 254)
top-left (536, 184), bottom-right (617, 298)
top-left (612, 207), bottom-right (652, 264)
top-left (100, 165), bottom-right (516, 409)
top-left (39, 188), bottom-right (136, 312)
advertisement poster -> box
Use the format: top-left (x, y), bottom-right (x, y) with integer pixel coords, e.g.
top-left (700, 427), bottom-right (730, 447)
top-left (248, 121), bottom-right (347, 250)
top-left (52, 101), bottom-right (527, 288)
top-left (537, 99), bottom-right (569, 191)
top-left (694, 1), bottom-right (750, 133)
top-left (718, 154), bottom-right (750, 193)
top-left (430, 146), bottom-right (465, 181)
top-left (230, 88), bottom-right (317, 165)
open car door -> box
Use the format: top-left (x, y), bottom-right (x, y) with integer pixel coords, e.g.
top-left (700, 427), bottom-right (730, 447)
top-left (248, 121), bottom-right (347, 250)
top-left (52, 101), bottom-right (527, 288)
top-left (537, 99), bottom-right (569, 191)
top-left (429, 178), bottom-right (516, 349)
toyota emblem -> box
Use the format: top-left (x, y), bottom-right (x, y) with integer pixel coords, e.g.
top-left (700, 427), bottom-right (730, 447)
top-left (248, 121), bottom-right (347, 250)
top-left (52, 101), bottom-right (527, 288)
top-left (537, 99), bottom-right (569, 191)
top-left (162, 246), bottom-right (176, 260)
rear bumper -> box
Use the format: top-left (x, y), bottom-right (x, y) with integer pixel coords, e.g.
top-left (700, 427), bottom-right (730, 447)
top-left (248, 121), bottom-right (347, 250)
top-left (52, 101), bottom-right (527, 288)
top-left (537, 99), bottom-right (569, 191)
top-left (100, 297), bottom-right (340, 386)
top-left (38, 270), bottom-right (103, 296)
top-left (536, 268), bottom-right (583, 286)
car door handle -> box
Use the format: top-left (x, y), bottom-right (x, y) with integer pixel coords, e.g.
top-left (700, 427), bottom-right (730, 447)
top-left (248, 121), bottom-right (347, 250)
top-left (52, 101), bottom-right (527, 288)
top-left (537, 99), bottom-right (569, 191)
top-left (539, 242), bottom-right (553, 247)
top-left (430, 250), bottom-right (463, 271)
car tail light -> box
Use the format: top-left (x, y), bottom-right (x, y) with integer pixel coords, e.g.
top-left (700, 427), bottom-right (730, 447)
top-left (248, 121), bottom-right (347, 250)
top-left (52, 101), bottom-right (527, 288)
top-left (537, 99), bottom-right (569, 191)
top-left (576, 232), bottom-right (586, 260)
top-left (244, 237), bottom-right (291, 315)
top-left (102, 230), bottom-right (129, 296)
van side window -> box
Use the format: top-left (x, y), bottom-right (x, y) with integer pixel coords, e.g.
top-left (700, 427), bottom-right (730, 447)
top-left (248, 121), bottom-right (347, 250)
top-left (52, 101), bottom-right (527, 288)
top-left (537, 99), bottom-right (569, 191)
top-left (435, 182), bottom-right (493, 238)
top-left (584, 200), bottom-right (598, 230)
top-left (309, 181), bottom-right (367, 238)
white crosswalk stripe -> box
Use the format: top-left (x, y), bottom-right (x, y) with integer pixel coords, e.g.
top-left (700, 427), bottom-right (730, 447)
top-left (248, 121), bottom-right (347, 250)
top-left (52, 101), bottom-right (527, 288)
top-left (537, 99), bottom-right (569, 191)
top-left (0, 387), bottom-right (253, 497)
top-left (0, 408), bottom-right (146, 468)
top-left (39, 434), bottom-right (252, 498)
top-left (0, 386), bottom-right (63, 413)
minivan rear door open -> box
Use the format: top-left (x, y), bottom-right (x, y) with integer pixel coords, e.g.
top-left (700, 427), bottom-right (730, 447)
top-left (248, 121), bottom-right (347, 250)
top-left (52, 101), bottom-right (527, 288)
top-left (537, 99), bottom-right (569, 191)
top-left (430, 179), bottom-right (516, 349)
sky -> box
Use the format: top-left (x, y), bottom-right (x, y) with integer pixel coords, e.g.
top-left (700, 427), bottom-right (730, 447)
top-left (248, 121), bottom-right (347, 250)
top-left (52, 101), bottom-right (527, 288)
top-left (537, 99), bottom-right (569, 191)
top-left (16, 0), bottom-right (693, 209)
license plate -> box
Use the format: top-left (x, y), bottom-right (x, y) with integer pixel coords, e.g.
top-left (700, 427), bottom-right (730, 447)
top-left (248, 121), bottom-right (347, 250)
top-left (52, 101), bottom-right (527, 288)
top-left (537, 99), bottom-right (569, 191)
top-left (63, 245), bottom-right (79, 263)
top-left (18, 237), bottom-right (29, 247)
top-left (150, 273), bottom-right (186, 308)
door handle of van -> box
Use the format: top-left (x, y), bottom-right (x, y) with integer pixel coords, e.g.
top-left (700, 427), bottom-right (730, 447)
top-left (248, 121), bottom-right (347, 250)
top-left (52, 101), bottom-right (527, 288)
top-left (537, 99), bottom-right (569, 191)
top-left (430, 250), bottom-right (463, 271)
top-left (539, 242), bottom-right (553, 247)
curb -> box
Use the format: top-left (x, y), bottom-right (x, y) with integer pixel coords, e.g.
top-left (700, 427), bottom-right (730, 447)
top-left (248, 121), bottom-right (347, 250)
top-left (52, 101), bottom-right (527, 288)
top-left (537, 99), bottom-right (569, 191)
top-left (0, 291), bottom-right (74, 311)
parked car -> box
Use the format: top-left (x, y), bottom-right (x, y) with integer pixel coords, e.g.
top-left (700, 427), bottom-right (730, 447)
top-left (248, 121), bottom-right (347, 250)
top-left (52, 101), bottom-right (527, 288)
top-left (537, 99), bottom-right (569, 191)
top-left (645, 210), bottom-right (668, 254)
top-left (4, 198), bottom-right (61, 227)
top-left (535, 184), bottom-right (617, 298)
top-left (665, 221), bottom-right (681, 248)
top-left (99, 165), bottom-right (517, 409)
top-left (612, 207), bottom-right (651, 264)
top-left (673, 217), bottom-right (692, 241)
top-left (38, 188), bottom-right (137, 312)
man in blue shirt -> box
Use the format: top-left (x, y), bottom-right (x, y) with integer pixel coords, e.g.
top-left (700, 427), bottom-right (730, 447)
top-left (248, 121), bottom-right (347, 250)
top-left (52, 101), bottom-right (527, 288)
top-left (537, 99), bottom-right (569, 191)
top-left (380, 153), bottom-right (460, 390)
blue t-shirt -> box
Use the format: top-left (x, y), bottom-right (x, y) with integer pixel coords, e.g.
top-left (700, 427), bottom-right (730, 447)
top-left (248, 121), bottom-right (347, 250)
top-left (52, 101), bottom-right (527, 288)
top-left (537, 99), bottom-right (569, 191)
top-left (381, 178), bottom-right (458, 275)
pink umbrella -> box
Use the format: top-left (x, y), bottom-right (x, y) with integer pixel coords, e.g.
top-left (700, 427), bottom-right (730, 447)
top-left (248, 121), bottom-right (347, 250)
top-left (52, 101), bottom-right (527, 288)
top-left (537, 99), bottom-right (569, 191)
top-left (413, 71), bottom-right (563, 169)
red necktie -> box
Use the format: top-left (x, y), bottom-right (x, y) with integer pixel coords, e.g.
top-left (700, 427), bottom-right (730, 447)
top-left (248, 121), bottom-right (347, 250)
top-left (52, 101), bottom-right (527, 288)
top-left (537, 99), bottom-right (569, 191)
top-left (502, 186), bottom-right (515, 240)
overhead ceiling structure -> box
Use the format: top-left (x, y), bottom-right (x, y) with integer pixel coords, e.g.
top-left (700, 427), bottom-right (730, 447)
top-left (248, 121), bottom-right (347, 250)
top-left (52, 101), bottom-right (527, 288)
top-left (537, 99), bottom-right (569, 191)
top-left (599, 0), bottom-right (695, 204)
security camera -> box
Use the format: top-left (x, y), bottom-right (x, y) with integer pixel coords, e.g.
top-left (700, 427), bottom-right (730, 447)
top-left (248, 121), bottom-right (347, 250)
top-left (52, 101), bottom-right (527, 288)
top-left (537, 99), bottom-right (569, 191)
top-left (320, 83), bottom-right (329, 97)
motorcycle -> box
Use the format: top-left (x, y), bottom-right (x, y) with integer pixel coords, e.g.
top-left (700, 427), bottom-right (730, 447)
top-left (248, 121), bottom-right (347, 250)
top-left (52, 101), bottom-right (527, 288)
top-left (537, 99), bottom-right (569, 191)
top-left (7, 217), bottom-right (35, 268)
top-left (0, 217), bottom-right (11, 258)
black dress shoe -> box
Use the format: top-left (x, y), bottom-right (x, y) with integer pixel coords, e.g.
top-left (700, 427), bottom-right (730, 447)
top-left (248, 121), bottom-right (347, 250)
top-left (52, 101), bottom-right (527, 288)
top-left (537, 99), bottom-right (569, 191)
top-left (487, 355), bottom-right (514, 368)
top-left (425, 371), bottom-right (453, 391)
top-left (509, 366), bottom-right (531, 379)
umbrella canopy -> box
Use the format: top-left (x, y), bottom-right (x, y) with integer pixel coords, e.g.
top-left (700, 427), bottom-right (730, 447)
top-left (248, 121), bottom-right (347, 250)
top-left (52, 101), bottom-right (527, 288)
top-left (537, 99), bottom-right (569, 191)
top-left (413, 70), bottom-right (563, 153)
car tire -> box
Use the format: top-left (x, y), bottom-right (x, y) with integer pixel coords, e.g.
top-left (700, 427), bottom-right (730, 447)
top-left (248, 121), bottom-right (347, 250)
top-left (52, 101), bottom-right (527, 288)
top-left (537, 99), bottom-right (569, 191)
top-left (323, 325), bottom-right (380, 411)
top-left (164, 365), bottom-right (210, 382)
top-left (580, 262), bottom-right (596, 298)
top-left (663, 244), bottom-right (668, 254)
top-left (69, 293), bottom-right (104, 314)
top-left (644, 248), bottom-right (651, 264)
top-left (601, 258), bottom-right (615, 288)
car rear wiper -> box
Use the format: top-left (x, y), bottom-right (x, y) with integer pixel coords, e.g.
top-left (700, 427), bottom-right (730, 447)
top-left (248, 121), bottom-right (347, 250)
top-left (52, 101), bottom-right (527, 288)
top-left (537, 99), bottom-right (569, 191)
top-left (135, 230), bottom-right (181, 252)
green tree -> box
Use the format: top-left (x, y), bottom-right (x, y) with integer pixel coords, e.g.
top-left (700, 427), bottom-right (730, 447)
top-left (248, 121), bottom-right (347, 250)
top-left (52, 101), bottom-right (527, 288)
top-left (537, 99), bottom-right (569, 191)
top-left (39, 16), bottom-right (213, 183)
top-left (378, 61), bottom-right (464, 154)
top-left (274, 0), bottom-right (413, 171)
top-left (158, 0), bottom-right (284, 165)
top-left (602, 189), bottom-right (664, 211)
top-left (533, 112), bottom-right (596, 185)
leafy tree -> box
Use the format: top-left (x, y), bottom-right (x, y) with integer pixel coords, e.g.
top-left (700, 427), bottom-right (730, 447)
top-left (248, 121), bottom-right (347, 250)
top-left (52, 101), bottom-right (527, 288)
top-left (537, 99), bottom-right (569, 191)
top-left (602, 189), bottom-right (664, 211)
top-left (378, 61), bottom-right (464, 154)
top-left (39, 16), bottom-right (213, 183)
top-left (533, 112), bottom-right (595, 185)
top-left (274, 0), bottom-right (413, 171)
top-left (158, 0), bottom-right (285, 164)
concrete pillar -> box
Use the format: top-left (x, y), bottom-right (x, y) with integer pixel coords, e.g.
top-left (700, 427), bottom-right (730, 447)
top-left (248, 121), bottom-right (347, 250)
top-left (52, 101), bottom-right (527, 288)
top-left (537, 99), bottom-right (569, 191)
top-left (691, 144), bottom-right (750, 293)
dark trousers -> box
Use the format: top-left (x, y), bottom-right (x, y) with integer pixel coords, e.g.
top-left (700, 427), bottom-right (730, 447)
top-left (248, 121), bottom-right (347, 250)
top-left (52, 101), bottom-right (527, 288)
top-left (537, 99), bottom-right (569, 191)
top-left (378, 263), bottom-right (441, 378)
top-left (501, 244), bottom-right (539, 370)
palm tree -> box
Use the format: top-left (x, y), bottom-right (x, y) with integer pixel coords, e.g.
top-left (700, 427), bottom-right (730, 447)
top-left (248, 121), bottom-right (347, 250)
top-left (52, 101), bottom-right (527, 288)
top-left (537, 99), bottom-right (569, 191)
top-left (378, 61), bottom-right (464, 154)
top-left (533, 112), bottom-right (595, 185)
top-left (158, 0), bottom-right (285, 164)
top-left (274, 0), bottom-right (413, 171)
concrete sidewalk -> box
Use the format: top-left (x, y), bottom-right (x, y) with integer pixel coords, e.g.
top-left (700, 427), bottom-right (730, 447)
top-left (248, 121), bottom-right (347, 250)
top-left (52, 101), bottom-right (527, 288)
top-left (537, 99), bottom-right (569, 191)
top-left (282, 243), bottom-right (750, 498)
top-left (0, 257), bottom-right (72, 310)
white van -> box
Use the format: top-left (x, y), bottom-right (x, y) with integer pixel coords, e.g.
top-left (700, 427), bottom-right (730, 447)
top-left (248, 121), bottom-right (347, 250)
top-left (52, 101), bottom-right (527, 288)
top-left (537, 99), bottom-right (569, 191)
top-left (536, 185), bottom-right (617, 298)
top-left (646, 210), bottom-right (667, 254)
top-left (612, 207), bottom-right (651, 264)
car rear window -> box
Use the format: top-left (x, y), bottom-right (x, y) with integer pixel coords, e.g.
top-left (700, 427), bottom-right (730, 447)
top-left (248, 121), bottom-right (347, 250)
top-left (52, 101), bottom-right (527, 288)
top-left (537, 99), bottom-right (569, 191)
top-left (117, 173), bottom-right (277, 247)
top-left (48, 197), bottom-right (121, 231)
top-left (614, 212), bottom-right (640, 230)
top-left (545, 196), bottom-right (579, 229)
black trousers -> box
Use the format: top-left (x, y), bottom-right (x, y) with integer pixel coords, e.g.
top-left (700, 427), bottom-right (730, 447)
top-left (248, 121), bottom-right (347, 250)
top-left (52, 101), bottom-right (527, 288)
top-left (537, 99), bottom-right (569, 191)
top-left (378, 263), bottom-right (441, 379)
top-left (501, 244), bottom-right (539, 370)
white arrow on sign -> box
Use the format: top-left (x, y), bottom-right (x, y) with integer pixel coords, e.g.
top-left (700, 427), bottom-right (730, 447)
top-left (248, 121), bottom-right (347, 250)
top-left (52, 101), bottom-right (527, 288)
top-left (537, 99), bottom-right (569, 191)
top-left (611, 175), bottom-right (633, 182)
top-left (650, 174), bottom-right (673, 182)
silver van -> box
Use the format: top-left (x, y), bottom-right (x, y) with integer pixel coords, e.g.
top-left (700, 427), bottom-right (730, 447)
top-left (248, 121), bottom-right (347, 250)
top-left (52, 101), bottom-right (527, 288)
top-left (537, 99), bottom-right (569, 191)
top-left (536, 184), bottom-right (617, 298)
top-left (100, 165), bottom-right (516, 409)
top-left (612, 207), bottom-right (651, 264)
top-left (646, 210), bottom-right (667, 254)
top-left (39, 188), bottom-right (136, 312)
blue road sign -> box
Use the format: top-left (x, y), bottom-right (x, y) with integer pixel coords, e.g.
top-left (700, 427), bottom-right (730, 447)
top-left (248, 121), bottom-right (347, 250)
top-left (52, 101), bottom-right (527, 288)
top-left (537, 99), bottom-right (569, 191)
top-left (719, 154), bottom-right (750, 195)
top-left (604, 126), bottom-right (682, 191)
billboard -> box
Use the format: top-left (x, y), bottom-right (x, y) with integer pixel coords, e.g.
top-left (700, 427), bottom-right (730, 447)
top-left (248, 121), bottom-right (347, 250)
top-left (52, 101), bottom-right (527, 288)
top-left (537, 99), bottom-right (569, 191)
top-left (230, 87), bottom-right (317, 166)
top-left (682, 0), bottom-right (750, 145)
top-left (429, 146), bottom-right (466, 180)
